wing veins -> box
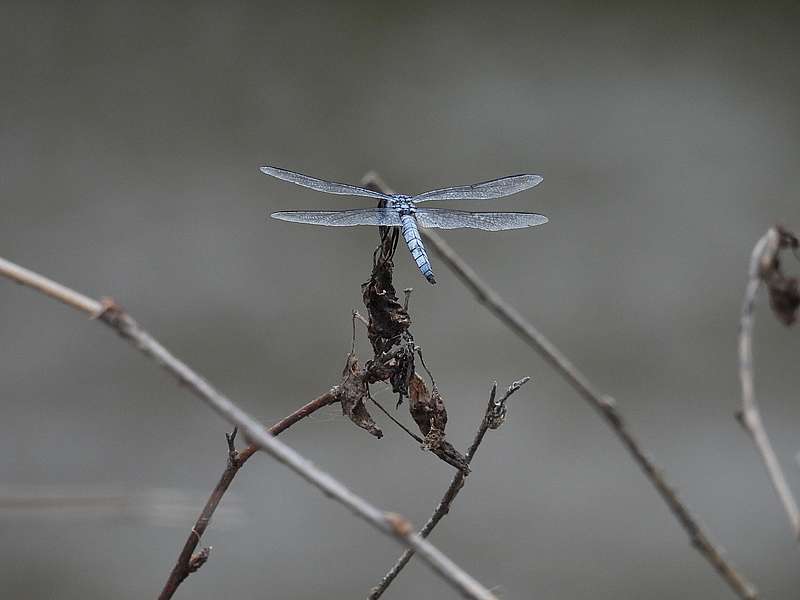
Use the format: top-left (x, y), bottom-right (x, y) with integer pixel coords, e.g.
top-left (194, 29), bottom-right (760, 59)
top-left (260, 165), bottom-right (393, 201)
top-left (412, 174), bottom-right (543, 203)
top-left (271, 208), bottom-right (402, 227)
top-left (414, 208), bottom-right (548, 231)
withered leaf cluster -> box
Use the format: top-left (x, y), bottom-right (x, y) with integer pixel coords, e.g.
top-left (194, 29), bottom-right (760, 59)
top-left (334, 226), bottom-right (467, 470)
top-left (409, 374), bottom-right (469, 472)
top-left (339, 353), bottom-right (383, 438)
top-left (762, 226), bottom-right (799, 326)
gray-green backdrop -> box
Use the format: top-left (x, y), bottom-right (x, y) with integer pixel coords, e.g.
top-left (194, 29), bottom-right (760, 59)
top-left (1, 2), bottom-right (798, 598)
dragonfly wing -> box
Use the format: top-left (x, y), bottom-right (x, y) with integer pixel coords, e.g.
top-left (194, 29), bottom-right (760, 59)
top-left (271, 208), bottom-right (402, 227)
top-left (411, 174), bottom-right (543, 203)
top-left (414, 208), bottom-right (548, 231)
top-left (260, 165), bottom-right (394, 201)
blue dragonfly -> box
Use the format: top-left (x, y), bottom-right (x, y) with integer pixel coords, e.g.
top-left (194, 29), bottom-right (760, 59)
top-left (261, 165), bottom-right (548, 284)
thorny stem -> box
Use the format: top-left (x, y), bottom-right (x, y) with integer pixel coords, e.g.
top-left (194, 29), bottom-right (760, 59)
top-left (737, 227), bottom-right (800, 539)
top-left (369, 378), bottom-right (529, 599)
top-left (0, 255), bottom-right (501, 600)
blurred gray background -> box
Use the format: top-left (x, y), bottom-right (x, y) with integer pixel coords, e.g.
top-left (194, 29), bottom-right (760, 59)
top-left (1, 1), bottom-right (799, 598)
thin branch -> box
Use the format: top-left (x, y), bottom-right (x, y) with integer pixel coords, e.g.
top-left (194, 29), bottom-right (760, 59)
top-left (370, 378), bottom-right (529, 599)
top-left (737, 226), bottom-right (800, 539)
top-left (403, 287), bottom-right (413, 311)
top-left (368, 395), bottom-right (425, 444)
top-left (353, 310), bottom-right (370, 328)
top-left (415, 229), bottom-right (759, 599)
top-left (0, 256), bottom-right (500, 600)
top-left (159, 391), bottom-right (339, 600)
top-left (0, 256), bottom-right (102, 315)
top-left (415, 346), bottom-right (437, 389)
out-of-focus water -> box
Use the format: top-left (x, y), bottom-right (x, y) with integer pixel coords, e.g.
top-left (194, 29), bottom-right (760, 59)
top-left (1, 2), bottom-right (798, 598)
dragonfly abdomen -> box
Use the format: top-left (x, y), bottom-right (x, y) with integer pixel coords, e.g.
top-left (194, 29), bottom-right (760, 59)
top-left (400, 214), bottom-right (436, 284)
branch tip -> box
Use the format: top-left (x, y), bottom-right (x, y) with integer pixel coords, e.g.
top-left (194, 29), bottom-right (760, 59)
top-left (225, 427), bottom-right (238, 448)
top-left (369, 377), bottom-right (522, 598)
top-left (738, 226), bottom-right (800, 540)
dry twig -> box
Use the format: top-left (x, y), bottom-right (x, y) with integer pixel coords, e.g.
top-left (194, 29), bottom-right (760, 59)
top-left (0, 256), bottom-right (500, 600)
top-left (370, 377), bottom-right (529, 599)
top-left (159, 391), bottom-right (339, 599)
top-left (412, 226), bottom-right (759, 599)
top-left (165, 199), bottom-right (476, 597)
top-left (737, 226), bottom-right (800, 539)
top-left (358, 172), bottom-right (758, 597)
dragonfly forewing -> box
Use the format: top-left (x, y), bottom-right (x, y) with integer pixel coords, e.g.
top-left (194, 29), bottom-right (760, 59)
top-left (411, 174), bottom-right (543, 203)
top-left (260, 165), bottom-right (393, 201)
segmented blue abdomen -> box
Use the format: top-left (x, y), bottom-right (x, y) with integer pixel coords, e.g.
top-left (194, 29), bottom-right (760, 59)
top-left (400, 214), bottom-right (436, 284)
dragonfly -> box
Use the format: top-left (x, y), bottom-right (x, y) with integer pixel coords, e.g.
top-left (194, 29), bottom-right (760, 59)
top-left (261, 165), bottom-right (548, 284)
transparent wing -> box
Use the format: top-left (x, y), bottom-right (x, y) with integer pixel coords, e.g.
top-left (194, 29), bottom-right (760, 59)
top-left (271, 208), bottom-right (402, 227)
top-left (260, 165), bottom-right (394, 201)
top-left (411, 174), bottom-right (543, 203)
top-left (414, 208), bottom-right (548, 231)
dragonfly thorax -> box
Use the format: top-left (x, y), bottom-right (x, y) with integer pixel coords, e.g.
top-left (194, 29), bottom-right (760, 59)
top-left (389, 196), bottom-right (416, 215)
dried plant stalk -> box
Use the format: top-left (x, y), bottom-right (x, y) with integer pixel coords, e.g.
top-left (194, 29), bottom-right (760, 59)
top-left (358, 173), bottom-right (758, 600)
top-left (0, 256), bottom-right (500, 600)
top-left (737, 226), bottom-right (800, 539)
top-left (370, 378), bottom-right (529, 599)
